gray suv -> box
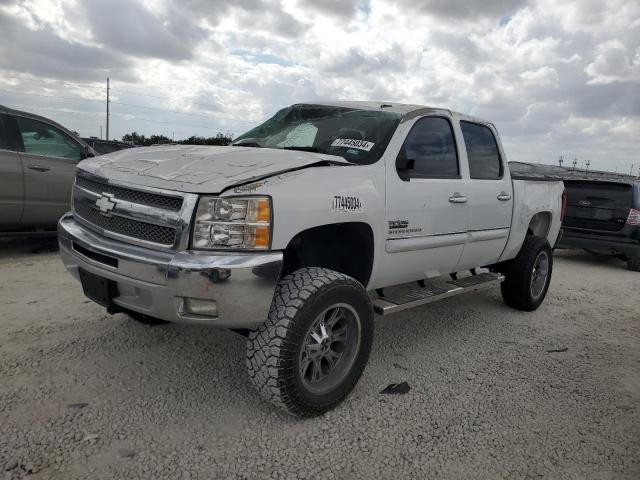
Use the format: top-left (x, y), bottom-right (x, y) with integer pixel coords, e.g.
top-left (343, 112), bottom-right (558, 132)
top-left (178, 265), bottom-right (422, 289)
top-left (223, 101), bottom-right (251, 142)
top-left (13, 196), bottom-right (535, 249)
top-left (0, 105), bottom-right (95, 233)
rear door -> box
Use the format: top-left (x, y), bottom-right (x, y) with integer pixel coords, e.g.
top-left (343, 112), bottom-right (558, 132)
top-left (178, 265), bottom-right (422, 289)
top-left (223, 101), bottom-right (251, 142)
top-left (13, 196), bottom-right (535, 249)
top-left (0, 114), bottom-right (24, 227)
top-left (563, 181), bottom-right (633, 231)
top-left (456, 120), bottom-right (513, 269)
top-left (11, 114), bottom-right (83, 227)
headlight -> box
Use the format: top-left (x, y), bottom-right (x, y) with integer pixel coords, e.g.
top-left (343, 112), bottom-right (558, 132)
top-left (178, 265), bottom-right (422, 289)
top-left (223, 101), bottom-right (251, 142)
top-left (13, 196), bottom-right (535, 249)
top-left (192, 196), bottom-right (272, 250)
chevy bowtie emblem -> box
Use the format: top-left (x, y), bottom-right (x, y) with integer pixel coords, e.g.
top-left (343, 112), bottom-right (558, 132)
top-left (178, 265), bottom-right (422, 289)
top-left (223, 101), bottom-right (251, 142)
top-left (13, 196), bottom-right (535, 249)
top-left (95, 193), bottom-right (116, 215)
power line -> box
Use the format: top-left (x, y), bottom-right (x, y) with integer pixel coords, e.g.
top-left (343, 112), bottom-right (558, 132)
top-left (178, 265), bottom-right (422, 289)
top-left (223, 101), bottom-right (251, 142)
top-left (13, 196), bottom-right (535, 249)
top-left (1, 89), bottom-right (261, 124)
top-left (8, 103), bottom-right (248, 133)
top-left (112, 87), bottom-right (260, 115)
top-left (1, 74), bottom-right (105, 92)
top-left (1, 89), bottom-right (104, 103)
top-left (112, 112), bottom-right (239, 131)
top-left (2, 75), bottom-right (262, 116)
top-left (113, 100), bottom-right (258, 123)
top-left (114, 100), bottom-right (212, 118)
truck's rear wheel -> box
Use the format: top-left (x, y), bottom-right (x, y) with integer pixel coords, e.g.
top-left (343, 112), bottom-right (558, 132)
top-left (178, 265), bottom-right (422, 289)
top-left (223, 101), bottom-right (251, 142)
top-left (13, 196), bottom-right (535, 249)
top-left (500, 235), bottom-right (553, 311)
top-left (246, 267), bottom-right (373, 417)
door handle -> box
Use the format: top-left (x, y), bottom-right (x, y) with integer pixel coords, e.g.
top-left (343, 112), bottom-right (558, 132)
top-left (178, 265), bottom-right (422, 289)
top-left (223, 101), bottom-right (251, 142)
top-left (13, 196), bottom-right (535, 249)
top-left (27, 164), bottom-right (50, 172)
top-left (497, 192), bottom-right (511, 201)
top-left (449, 193), bottom-right (468, 204)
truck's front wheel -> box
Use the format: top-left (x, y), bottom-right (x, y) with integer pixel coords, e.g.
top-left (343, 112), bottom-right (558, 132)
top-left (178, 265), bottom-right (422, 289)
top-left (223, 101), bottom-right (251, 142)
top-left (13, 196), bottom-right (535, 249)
top-left (246, 267), bottom-right (374, 417)
top-left (500, 235), bottom-right (553, 311)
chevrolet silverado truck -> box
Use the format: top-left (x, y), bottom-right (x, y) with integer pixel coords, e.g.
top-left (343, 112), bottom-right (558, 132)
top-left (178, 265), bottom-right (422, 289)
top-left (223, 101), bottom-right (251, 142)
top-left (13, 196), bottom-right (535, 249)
top-left (58, 102), bottom-right (564, 416)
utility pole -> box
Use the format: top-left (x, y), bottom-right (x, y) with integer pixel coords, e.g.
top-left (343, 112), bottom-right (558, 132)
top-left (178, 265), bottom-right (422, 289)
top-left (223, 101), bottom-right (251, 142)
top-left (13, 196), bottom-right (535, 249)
top-left (572, 157), bottom-right (577, 171)
top-left (630, 164), bottom-right (634, 177)
top-left (100, 125), bottom-right (103, 140)
top-left (106, 77), bottom-right (110, 141)
top-left (558, 155), bottom-right (563, 167)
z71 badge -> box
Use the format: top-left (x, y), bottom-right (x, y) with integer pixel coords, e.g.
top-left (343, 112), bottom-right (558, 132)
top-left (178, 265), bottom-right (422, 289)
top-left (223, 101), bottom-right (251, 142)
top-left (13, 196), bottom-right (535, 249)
top-left (332, 196), bottom-right (363, 213)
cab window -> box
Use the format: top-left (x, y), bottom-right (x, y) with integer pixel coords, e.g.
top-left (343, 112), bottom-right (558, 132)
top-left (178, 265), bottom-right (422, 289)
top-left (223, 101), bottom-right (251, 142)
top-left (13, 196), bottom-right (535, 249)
top-left (14, 116), bottom-right (83, 160)
top-left (460, 121), bottom-right (503, 179)
top-left (397, 116), bottom-right (459, 179)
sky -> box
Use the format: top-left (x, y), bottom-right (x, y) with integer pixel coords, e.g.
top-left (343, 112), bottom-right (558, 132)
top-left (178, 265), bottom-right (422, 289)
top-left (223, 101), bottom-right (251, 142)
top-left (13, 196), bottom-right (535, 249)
top-left (0, 0), bottom-right (639, 173)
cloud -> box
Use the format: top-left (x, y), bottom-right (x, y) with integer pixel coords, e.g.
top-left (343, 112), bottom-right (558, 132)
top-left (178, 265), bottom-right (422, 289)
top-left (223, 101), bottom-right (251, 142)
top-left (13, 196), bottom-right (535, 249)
top-left (296, 0), bottom-right (363, 18)
top-left (1, 0), bottom-right (639, 173)
top-left (81, 0), bottom-right (207, 61)
top-left (0, 9), bottom-right (135, 81)
top-left (585, 41), bottom-right (640, 85)
top-left (395, 0), bottom-right (529, 20)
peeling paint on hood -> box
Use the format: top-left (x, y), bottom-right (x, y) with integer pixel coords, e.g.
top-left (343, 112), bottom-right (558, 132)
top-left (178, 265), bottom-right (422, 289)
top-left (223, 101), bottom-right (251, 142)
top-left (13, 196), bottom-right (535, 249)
top-left (77, 144), bottom-right (353, 194)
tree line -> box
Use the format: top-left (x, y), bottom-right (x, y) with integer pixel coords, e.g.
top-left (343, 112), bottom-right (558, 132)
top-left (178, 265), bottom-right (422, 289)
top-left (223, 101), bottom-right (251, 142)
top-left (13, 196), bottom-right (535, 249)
top-left (121, 132), bottom-right (233, 146)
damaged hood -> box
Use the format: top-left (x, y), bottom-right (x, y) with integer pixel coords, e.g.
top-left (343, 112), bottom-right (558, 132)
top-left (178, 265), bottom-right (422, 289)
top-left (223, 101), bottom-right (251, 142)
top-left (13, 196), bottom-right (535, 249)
top-left (77, 144), bottom-right (352, 194)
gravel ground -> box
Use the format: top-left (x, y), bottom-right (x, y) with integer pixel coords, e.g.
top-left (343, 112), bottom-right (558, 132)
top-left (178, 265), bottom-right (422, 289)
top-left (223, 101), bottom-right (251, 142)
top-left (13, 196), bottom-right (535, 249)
top-left (1, 240), bottom-right (639, 479)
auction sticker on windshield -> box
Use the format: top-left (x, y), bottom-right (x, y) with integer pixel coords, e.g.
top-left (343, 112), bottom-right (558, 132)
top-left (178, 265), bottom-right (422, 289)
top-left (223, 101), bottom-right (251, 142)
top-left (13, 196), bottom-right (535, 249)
top-left (331, 138), bottom-right (375, 151)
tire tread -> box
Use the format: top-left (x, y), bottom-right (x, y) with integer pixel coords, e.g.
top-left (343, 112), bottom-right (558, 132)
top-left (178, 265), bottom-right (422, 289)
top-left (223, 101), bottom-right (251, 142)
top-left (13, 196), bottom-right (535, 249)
top-left (246, 267), bottom-right (372, 417)
top-left (500, 235), bottom-right (553, 311)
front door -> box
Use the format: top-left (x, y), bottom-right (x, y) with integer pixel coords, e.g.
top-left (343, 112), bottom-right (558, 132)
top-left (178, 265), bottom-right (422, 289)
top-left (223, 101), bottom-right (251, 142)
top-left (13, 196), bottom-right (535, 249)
top-left (11, 114), bottom-right (83, 227)
top-left (381, 115), bottom-right (470, 287)
top-left (456, 120), bottom-right (513, 269)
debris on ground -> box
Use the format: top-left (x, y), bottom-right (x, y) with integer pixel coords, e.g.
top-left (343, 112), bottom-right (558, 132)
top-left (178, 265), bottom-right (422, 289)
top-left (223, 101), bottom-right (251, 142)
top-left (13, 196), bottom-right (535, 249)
top-left (381, 382), bottom-right (411, 394)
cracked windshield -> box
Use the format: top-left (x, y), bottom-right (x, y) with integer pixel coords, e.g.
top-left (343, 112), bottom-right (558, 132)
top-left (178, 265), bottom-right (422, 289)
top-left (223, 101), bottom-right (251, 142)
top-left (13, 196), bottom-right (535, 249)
top-left (233, 104), bottom-right (402, 164)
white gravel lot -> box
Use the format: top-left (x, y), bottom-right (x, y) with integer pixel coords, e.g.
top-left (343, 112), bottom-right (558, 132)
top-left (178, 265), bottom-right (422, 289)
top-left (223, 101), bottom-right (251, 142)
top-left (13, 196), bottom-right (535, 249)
top-left (1, 239), bottom-right (639, 479)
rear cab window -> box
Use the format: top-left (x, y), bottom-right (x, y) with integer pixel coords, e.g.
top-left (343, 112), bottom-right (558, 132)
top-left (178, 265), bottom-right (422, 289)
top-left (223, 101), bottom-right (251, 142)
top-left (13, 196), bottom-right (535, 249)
top-left (460, 121), bottom-right (503, 179)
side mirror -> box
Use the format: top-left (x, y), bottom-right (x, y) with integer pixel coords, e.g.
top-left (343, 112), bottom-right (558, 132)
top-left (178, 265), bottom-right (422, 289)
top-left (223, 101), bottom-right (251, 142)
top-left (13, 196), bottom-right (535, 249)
top-left (80, 145), bottom-right (94, 160)
top-left (396, 152), bottom-right (415, 181)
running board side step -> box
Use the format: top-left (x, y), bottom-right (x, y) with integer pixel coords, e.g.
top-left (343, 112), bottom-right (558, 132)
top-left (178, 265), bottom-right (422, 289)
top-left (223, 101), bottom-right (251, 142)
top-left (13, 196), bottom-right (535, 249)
top-left (373, 272), bottom-right (504, 315)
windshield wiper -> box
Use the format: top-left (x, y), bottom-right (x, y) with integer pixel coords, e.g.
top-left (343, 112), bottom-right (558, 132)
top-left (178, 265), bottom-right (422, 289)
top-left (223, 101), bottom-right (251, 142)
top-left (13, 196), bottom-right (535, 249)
top-left (232, 138), bottom-right (262, 147)
top-left (282, 146), bottom-right (321, 153)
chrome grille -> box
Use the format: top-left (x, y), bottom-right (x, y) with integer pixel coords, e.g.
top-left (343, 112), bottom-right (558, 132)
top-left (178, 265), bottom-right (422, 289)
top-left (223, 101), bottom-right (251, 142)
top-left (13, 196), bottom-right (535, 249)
top-left (72, 172), bottom-right (190, 249)
top-left (74, 201), bottom-right (177, 245)
top-left (75, 176), bottom-right (183, 211)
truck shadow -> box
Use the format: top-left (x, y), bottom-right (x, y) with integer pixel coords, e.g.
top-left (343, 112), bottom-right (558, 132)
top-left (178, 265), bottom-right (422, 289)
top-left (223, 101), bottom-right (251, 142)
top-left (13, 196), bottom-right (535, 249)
top-left (554, 248), bottom-right (627, 270)
top-left (90, 289), bottom-right (509, 419)
top-left (0, 235), bottom-right (59, 260)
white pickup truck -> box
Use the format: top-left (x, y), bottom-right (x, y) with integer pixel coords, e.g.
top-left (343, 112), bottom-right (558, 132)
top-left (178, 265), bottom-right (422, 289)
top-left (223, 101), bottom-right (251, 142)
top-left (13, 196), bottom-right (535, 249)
top-left (58, 101), bottom-right (565, 416)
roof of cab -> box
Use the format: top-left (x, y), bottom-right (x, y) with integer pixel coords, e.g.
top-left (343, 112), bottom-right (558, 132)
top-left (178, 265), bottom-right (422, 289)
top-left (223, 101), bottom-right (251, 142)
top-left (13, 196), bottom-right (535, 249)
top-left (304, 100), bottom-right (493, 126)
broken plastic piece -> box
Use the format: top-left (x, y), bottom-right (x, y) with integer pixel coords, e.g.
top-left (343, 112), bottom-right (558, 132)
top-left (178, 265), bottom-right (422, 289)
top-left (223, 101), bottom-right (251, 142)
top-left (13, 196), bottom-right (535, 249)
top-left (380, 382), bottom-right (411, 394)
top-left (546, 347), bottom-right (568, 353)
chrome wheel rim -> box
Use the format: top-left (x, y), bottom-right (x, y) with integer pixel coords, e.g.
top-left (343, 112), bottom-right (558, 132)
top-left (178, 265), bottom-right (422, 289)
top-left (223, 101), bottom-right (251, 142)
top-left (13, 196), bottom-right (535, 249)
top-left (531, 251), bottom-right (549, 299)
top-left (298, 303), bottom-right (361, 395)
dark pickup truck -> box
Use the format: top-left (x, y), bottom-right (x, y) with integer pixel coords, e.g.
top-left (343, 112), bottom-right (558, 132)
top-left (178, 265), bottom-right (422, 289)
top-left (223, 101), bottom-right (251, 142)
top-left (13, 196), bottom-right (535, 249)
top-left (558, 179), bottom-right (640, 271)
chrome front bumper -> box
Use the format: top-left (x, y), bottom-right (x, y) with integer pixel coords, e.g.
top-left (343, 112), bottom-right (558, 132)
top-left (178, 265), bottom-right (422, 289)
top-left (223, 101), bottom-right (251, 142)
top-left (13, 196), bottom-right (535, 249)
top-left (58, 214), bottom-right (283, 328)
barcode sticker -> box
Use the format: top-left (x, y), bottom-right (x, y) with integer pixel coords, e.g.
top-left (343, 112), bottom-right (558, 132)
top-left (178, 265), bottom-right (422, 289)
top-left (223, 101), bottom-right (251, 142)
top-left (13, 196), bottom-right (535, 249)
top-left (331, 138), bottom-right (375, 151)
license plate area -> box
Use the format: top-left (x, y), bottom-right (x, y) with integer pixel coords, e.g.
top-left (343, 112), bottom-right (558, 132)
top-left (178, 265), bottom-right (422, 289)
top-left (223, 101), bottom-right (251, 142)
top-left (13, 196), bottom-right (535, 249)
top-left (79, 269), bottom-right (119, 308)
